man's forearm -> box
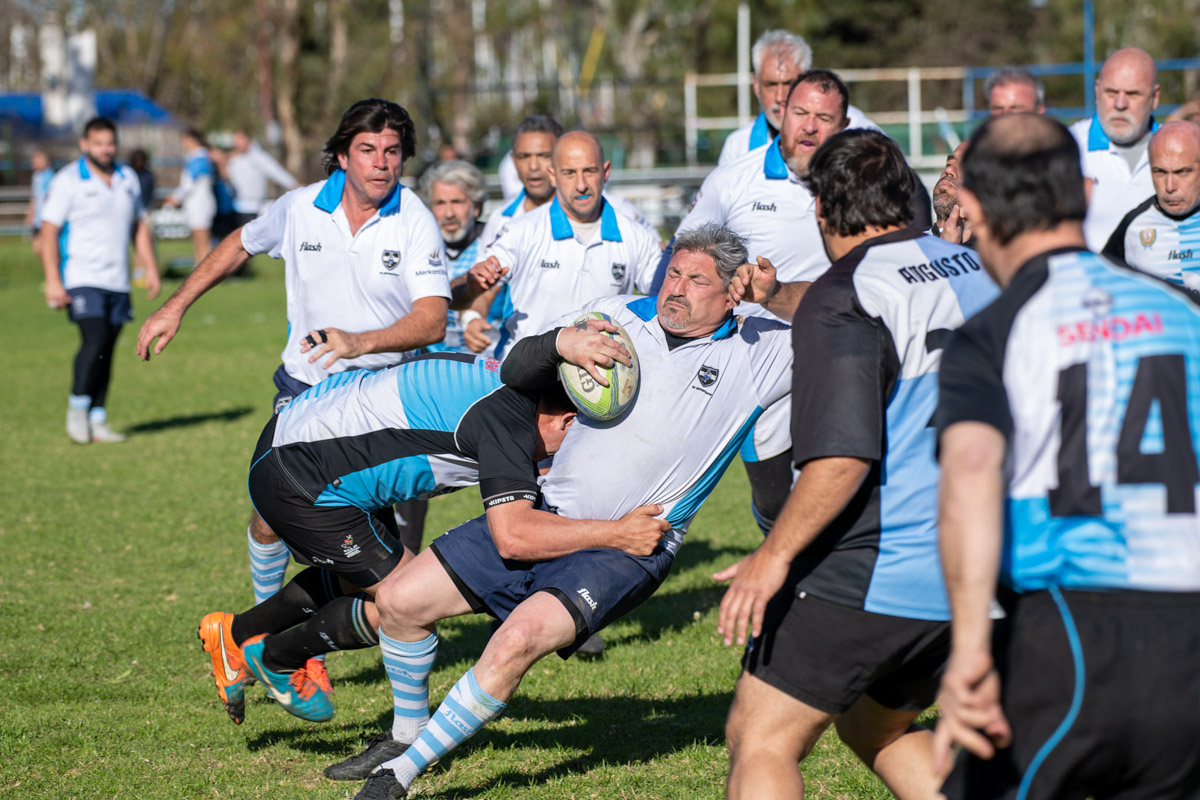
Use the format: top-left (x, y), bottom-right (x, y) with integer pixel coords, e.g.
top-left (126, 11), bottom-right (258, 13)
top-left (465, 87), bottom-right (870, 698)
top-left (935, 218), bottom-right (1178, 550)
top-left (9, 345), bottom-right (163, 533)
top-left (356, 298), bottom-right (448, 354)
top-left (134, 221), bottom-right (158, 274)
top-left (760, 280), bottom-right (811, 323)
top-left (939, 423), bottom-right (1007, 655)
top-left (762, 455), bottom-right (870, 562)
top-left (159, 228), bottom-right (251, 313)
top-left (500, 328), bottom-right (564, 391)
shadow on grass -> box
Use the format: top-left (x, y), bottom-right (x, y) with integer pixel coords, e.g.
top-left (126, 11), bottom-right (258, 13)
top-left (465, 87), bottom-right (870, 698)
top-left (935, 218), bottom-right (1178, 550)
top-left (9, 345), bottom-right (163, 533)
top-left (125, 407), bottom-right (254, 434)
top-left (244, 689), bottom-right (733, 793)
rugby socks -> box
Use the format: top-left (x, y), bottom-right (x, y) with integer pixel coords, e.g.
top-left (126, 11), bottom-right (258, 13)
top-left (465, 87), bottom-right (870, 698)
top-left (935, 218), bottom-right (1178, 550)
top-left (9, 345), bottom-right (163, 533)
top-left (68, 394), bottom-right (91, 411)
top-left (88, 406), bottom-right (107, 425)
top-left (248, 526), bottom-right (290, 604)
top-left (380, 630), bottom-right (438, 744)
top-left (383, 667), bottom-right (506, 788)
top-left (231, 566), bottom-right (343, 644)
top-left (262, 594), bottom-right (378, 673)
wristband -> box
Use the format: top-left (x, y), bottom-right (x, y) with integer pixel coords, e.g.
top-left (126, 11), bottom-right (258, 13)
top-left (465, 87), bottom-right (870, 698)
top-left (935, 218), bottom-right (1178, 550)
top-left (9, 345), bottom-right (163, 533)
top-left (460, 310), bottom-right (483, 327)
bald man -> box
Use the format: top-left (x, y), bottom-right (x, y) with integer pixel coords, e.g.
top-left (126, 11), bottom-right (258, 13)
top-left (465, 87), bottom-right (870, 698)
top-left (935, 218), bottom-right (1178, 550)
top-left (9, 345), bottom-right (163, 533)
top-left (1103, 120), bottom-right (1200, 292)
top-left (464, 129), bottom-right (662, 359)
top-left (1069, 47), bottom-right (1162, 249)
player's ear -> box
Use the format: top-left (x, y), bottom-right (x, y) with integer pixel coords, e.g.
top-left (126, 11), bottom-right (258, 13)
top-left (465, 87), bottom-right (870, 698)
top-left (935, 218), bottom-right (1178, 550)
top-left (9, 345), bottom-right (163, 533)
top-left (602, 161), bottom-right (612, 183)
top-left (561, 411), bottom-right (577, 430)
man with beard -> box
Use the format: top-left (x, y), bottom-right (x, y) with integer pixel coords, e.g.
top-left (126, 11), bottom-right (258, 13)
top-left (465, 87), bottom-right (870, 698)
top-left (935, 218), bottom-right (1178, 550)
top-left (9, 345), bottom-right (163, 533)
top-left (663, 69), bottom-right (849, 538)
top-left (1069, 47), bottom-right (1161, 250)
top-left (931, 142), bottom-right (973, 245)
top-left (1103, 121), bottom-right (1200, 292)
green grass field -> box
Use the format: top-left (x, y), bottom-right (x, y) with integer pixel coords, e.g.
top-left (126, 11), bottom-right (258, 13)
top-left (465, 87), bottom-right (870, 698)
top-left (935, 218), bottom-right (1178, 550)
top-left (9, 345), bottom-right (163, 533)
top-left (0, 237), bottom-right (910, 799)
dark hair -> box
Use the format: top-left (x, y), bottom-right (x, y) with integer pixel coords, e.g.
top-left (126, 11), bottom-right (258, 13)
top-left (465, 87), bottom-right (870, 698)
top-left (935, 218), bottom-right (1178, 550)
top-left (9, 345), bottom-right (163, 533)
top-left (804, 129), bottom-right (917, 236)
top-left (514, 114), bottom-right (564, 140)
top-left (82, 117), bottom-right (117, 137)
top-left (183, 127), bottom-right (209, 148)
top-left (539, 381), bottom-right (575, 416)
top-left (322, 98), bottom-right (417, 175)
top-left (961, 114), bottom-right (1086, 246)
top-left (786, 69), bottom-right (850, 123)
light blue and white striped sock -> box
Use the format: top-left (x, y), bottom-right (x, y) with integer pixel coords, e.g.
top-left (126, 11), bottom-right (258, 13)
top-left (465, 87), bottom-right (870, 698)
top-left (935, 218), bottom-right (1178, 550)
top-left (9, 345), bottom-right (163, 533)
top-left (383, 667), bottom-right (506, 789)
top-left (380, 630), bottom-right (438, 744)
top-left (88, 406), bottom-right (107, 424)
top-left (247, 526), bottom-right (290, 604)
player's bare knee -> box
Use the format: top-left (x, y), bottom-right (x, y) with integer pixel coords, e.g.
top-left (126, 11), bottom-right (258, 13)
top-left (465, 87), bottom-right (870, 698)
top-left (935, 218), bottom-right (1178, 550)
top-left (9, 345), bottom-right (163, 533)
top-left (249, 512), bottom-right (278, 544)
top-left (488, 619), bottom-right (555, 673)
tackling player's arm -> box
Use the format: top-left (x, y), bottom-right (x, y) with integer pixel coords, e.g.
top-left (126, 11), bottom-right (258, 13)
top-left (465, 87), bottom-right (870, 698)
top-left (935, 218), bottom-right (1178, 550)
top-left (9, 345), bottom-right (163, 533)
top-left (501, 322), bottom-right (631, 389)
top-left (484, 497), bottom-right (669, 561)
top-left (136, 227), bottom-right (253, 360)
top-left (932, 328), bottom-right (1015, 772)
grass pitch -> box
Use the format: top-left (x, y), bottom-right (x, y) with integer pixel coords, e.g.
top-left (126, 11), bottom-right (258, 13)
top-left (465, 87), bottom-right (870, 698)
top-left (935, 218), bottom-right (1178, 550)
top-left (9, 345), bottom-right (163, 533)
top-left (0, 237), bottom-right (904, 798)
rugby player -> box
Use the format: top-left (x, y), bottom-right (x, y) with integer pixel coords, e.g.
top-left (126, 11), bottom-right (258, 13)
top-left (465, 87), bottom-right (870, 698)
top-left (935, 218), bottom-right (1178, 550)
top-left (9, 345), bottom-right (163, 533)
top-left (327, 223), bottom-right (794, 799)
top-left (1103, 120), bottom-right (1200, 291)
top-left (718, 30), bottom-right (878, 165)
top-left (40, 116), bottom-right (161, 444)
top-left (1069, 47), bottom-right (1161, 250)
top-left (196, 339), bottom-right (667, 725)
top-left (665, 69), bottom-right (849, 537)
top-left (716, 130), bottom-right (998, 799)
top-left (137, 99), bottom-right (451, 691)
top-left (935, 112), bottom-right (1200, 800)
top-left (465, 130), bottom-right (662, 359)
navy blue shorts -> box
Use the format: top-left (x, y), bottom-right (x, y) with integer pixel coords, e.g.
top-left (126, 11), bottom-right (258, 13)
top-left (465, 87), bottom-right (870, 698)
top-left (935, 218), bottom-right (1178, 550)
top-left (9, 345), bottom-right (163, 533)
top-left (271, 363), bottom-right (312, 415)
top-left (67, 287), bottom-right (133, 325)
top-left (430, 512), bottom-right (676, 658)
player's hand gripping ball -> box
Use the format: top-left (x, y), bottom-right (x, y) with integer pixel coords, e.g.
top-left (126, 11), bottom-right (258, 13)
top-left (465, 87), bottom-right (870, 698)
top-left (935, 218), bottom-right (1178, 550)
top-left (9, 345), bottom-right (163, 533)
top-left (558, 312), bottom-right (640, 421)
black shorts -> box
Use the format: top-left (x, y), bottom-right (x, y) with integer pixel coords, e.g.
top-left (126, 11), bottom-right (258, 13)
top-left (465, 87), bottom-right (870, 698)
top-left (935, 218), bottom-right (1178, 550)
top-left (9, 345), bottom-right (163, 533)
top-left (271, 364), bottom-right (312, 415)
top-left (247, 416), bottom-right (404, 587)
top-left (942, 588), bottom-right (1200, 800)
top-left (430, 512), bottom-right (675, 658)
top-left (67, 287), bottom-right (134, 325)
top-left (742, 590), bottom-right (949, 715)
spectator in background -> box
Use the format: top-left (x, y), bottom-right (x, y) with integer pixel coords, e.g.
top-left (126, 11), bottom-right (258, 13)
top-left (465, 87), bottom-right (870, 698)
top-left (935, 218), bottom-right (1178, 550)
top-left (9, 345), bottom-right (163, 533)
top-left (26, 149), bottom-right (54, 257)
top-left (227, 130), bottom-right (298, 226)
top-left (165, 127), bottom-right (217, 265)
top-left (128, 148), bottom-right (155, 210)
top-left (210, 146), bottom-right (240, 243)
top-left (985, 67), bottom-right (1046, 115)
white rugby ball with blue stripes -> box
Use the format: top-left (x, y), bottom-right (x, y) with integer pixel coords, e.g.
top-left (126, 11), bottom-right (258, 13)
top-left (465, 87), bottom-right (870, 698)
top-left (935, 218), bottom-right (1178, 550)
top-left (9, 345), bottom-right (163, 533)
top-left (558, 312), bottom-right (639, 421)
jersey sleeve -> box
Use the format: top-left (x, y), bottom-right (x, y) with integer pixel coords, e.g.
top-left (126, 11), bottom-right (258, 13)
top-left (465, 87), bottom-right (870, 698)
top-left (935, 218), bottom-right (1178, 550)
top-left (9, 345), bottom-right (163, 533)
top-left (458, 390), bottom-right (541, 508)
top-left (403, 202), bottom-right (452, 301)
top-left (935, 323), bottom-right (1013, 442)
top-left (630, 226), bottom-right (664, 295)
top-left (744, 318), bottom-right (795, 408)
top-left (240, 189), bottom-right (296, 258)
top-left (39, 171), bottom-right (73, 228)
top-left (790, 273), bottom-right (898, 466)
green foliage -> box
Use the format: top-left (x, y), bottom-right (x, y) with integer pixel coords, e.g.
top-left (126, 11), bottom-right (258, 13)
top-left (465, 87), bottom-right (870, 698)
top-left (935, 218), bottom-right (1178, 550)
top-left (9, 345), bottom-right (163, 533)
top-left (0, 255), bottom-right (900, 798)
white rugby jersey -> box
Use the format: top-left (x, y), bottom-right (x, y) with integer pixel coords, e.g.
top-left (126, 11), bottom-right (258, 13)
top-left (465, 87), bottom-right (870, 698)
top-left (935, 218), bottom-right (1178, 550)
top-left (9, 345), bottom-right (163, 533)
top-left (489, 197), bottom-right (661, 357)
top-left (677, 140), bottom-right (829, 318)
top-left (716, 106), bottom-right (880, 166)
top-left (939, 248), bottom-right (1200, 592)
top-left (241, 170), bottom-right (451, 386)
top-left (534, 294), bottom-right (794, 546)
top-left (1070, 115), bottom-right (1160, 251)
top-left (41, 158), bottom-right (145, 293)
top-left (480, 190), bottom-right (655, 251)
top-left (1104, 196), bottom-right (1200, 293)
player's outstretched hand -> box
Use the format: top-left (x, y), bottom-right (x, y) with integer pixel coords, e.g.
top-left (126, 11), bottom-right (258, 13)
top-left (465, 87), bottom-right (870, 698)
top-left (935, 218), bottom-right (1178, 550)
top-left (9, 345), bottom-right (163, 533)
top-left (464, 317), bottom-right (494, 353)
top-left (300, 326), bottom-right (364, 370)
top-left (137, 306), bottom-right (183, 361)
top-left (713, 545), bottom-right (792, 647)
top-left (728, 256), bottom-right (780, 307)
top-left (467, 256), bottom-right (508, 296)
top-left (613, 505), bottom-right (670, 556)
top-left (932, 647), bottom-right (1012, 774)
top-left (555, 320), bottom-right (632, 388)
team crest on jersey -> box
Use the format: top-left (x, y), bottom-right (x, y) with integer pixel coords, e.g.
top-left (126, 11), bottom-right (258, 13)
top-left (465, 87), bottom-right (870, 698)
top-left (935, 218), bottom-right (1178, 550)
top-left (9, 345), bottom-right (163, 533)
top-left (427, 250), bottom-right (444, 267)
top-left (1139, 227), bottom-right (1157, 247)
top-left (697, 365), bottom-right (720, 387)
top-left (381, 249), bottom-right (401, 270)
top-left (341, 534), bottom-right (361, 558)
top-left (611, 262), bottom-right (626, 281)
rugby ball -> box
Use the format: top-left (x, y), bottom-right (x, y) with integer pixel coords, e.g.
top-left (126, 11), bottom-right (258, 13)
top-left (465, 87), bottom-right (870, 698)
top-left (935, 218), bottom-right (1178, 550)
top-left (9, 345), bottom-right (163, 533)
top-left (558, 312), bottom-right (639, 421)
